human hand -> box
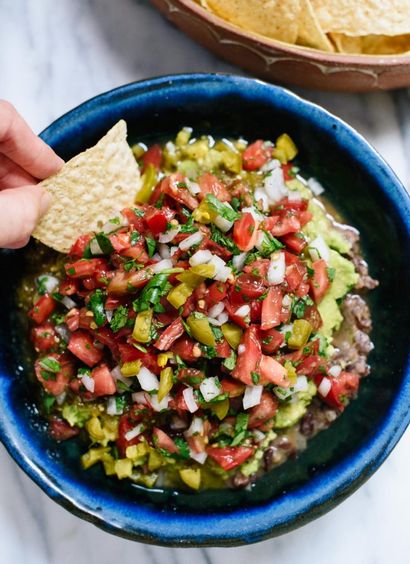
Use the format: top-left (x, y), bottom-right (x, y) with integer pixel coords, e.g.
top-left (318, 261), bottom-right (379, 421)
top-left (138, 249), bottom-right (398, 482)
top-left (0, 101), bottom-right (64, 249)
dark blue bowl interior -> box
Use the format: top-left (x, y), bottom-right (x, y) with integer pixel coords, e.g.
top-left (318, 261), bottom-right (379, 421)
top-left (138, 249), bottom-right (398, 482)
top-left (1, 74), bottom-right (409, 546)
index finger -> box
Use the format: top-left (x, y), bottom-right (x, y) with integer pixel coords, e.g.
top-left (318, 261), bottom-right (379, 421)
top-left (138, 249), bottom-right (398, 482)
top-left (0, 100), bottom-right (64, 180)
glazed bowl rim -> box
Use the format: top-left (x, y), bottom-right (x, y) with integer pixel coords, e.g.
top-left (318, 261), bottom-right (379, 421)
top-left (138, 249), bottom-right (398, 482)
top-left (0, 73), bottom-right (409, 546)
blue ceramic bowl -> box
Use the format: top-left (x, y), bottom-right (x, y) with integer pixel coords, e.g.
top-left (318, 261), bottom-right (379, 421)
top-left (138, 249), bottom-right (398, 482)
top-left (1, 74), bottom-right (410, 546)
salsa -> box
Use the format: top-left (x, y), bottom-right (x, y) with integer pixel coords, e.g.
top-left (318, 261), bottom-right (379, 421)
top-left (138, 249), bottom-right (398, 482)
top-left (24, 128), bottom-right (377, 490)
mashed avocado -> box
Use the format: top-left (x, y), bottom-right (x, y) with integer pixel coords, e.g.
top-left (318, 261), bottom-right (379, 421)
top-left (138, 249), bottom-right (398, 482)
top-left (304, 200), bottom-right (352, 254)
top-left (274, 381), bottom-right (317, 429)
top-left (240, 430), bottom-right (277, 477)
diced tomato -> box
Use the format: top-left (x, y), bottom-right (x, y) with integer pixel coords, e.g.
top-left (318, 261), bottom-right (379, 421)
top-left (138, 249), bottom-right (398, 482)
top-left (274, 197), bottom-right (309, 212)
top-left (297, 354), bottom-right (324, 376)
top-left (118, 343), bottom-right (142, 364)
top-left (92, 327), bottom-right (119, 357)
top-left (224, 300), bottom-right (249, 329)
top-left (161, 173), bottom-right (198, 210)
top-left (248, 391), bottom-right (279, 428)
top-left (204, 238), bottom-right (233, 260)
top-left (59, 278), bottom-right (79, 296)
top-left (154, 317), bottom-right (185, 351)
top-left (68, 330), bottom-right (103, 367)
top-left (65, 308), bottom-right (80, 331)
top-left (260, 328), bottom-right (284, 354)
top-left (281, 163), bottom-right (293, 181)
top-left (261, 287), bottom-right (282, 330)
top-left (69, 234), bottom-right (93, 257)
top-left (109, 232), bottom-right (131, 252)
top-left (107, 267), bottom-right (152, 296)
top-left (177, 368), bottom-right (205, 387)
top-left (28, 294), bottom-right (56, 324)
top-left (152, 427), bottom-right (179, 453)
top-left (121, 208), bottom-right (146, 232)
top-left (242, 140), bottom-right (271, 171)
top-left (249, 300), bottom-right (262, 323)
top-left (233, 213), bottom-right (260, 252)
top-left (206, 446), bottom-right (255, 471)
top-left (205, 281), bottom-right (228, 309)
top-left (220, 378), bottom-right (245, 397)
top-left (269, 214), bottom-right (300, 237)
top-left (316, 371), bottom-right (360, 411)
top-left (186, 433), bottom-right (206, 454)
top-left (216, 339), bottom-right (231, 358)
top-left (91, 364), bottom-right (116, 396)
top-left (232, 326), bottom-right (261, 385)
top-left (309, 259), bottom-right (330, 303)
top-left (281, 232), bottom-right (307, 254)
top-left (144, 207), bottom-right (169, 236)
top-left (295, 281), bottom-right (310, 297)
top-left (34, 353), bottom-right (75, 396)
top-left (259, 354), bottom-right (289, 386)
top-left (117, 408), bottom-right (150, 457)
top-left (244, 258), bottom-right (270, 278)
top-left (197, 172), bottom-right (230, 201)
top-left (298, 210), bottom-right (313, 227)
top-left (49, 418), bottom-right (80, 441)
top-left (142, 144), bottom-right (163, 172)
top-left (172, 337), bottom-right (201, 363)
top-left (120, 239), bottom-right (149, 263)
top-left (65, 259), bottom-right (108, 279)
top-left (31, 323), bottom-right (58, 352)
top-left (303, 305), bottom-right (323, 331)
top-left (285, 259), bottom-right (307, 292)
top-left (235, 273), bottom-right (267, 299)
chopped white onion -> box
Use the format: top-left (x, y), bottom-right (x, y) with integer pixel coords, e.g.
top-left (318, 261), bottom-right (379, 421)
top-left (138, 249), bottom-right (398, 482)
top-left (54, 324), bottom-right (71, 342)
top-left (107, 397), bottom-right (124, 416)
top-left (309, 235), bottom-right (330, 264)
top-left (170, 414), bottom-right (188, 430)
top-left (318, 377), bottom-right (331, 397)
top-left (254, 188), bottom-right (269, 212)
top-left (241, 206), bottom-right (264, 222)
top-left (208, 302), bottom-right (225, 318)
top-left (89, 237), bottom-right (104, 256)
top-left (81, 374), bottom-right (95, 393)
top-left (279, 323), bottom-right (293, 335)
top-left (101, 215), bottom-right (128, 234)
top-left (282, 294), bottom-right (292, 308)
top-left (189, 249), bottom-right (213, 266)
top-left (189, 448), bottom-right (208, 464)
top-left (61, 296), bottom-right (76, 310)
top-left (159, 243), bottom-right (171, 259)
top-left (307, 177), bottom-right (325, 196)
top-left (214, 214), bottom-right (233, 233)
top-left (179, 231), bottom-right (203, 251)
top-left (261, 159), bottom-right (281, 173)
top-left (105, 310), bottom-right (113, 323)
top-left (264, 167), bottom-right (288, 203)
top-left (252, 429), bottom-right (266, 442)
top-left (152, 253), bottom-right (161, 262)
top-left (37, 274), bottom-right (59, 294)
top-left (238, 344), bottom-right (245, 354)
top-left (243, 385), bottom-right (263, 410)
top-left (165, 141), bottom-right (176, 155)
top-left (200, 377), bottom-right (221, 402)
top-left (124, 423), bottom-right (144, 442)
top-left (233, 252), bottom-right (247, 272)
top-left (235, 304), bottom-right (250, 318)
top-left (186, 179), bottom-right (201, 195)
top-left (329, 365), bottom-right (342, 378)
top-left (137, 367), bottom-right (159, 391)
top-left (149, 393), bottom-right (170, 412)
top-left (185, 416), bottom-right (204, 437)
top-left (267, 251), bottom-right (286, 285)
top-left (56, 392), bottom-right (66, 406)
top-left (217, 311), bottom-right (229, 325)
top-left (183, 387), bottom-right (199, 413)
top-left (294, 375), bottom-right (309, 392)
top-left (131, 391), bottom-right (150, 405)
top-left (288, 190), bottom-right (302, 202)
top-left (112, 366), bottom-right (133, 391)
top-left (209, 255), bottom-right (232, 282)
top-left (159, 226), bottom-right (180, 244)
top-left (152, 259), bottom-right (173, 273)
top-left (170, 246), bottom-right (178, 257)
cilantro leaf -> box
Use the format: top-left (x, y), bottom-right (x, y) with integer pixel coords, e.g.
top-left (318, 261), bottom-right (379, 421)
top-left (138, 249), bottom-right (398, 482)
top-left (88, 289), bottom-right (106, 327)
top-left (210, 224), bottom-right (240, 255)
top-left (205, 194), bottom-right (240, 222)
top-left (110, 306), bottom-right (129, 333)
top-left (145, 236), bottom-right (156, 258)
top-left (39, 357), bottom-right (61, 373)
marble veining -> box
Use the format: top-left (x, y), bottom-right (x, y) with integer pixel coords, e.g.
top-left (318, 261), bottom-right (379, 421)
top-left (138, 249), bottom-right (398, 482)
top-left (0, 0), bottom-right (409, 562)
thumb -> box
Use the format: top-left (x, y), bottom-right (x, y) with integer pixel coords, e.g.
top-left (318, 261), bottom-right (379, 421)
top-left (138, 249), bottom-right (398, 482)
top-left (0, 185), bottom-right (51, 249)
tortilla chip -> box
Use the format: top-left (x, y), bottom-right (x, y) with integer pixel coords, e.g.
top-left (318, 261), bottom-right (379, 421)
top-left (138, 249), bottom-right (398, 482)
top-left (329, 33), bottom-right (363, 53)
top-left (297, 0), bottom-right (334, 52)
top-left (33, 120), bottom-right (141, 253)
top-left (206, 0), bottom-right (301, 44)
top-left (330, 32), bottom-right (410, 54)
top-left (311, 0), bottom-right (410, 37)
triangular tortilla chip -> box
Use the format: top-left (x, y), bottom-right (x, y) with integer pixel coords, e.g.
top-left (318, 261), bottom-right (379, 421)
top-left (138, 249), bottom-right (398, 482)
top-left (33, 120), bottom-right (141, 253)
top-left (298, 0), bottom-right (334, 52)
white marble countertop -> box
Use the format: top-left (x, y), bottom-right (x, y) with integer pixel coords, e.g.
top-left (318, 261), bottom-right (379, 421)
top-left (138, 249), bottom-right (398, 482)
top-left (1, 1), bottom-right (409, 562)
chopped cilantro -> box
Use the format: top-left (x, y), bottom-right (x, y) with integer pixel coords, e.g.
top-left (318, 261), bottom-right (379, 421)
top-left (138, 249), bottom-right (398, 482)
top-left (174, 437), bottom-right (190, 459)
top-left (95, 232), bottom-right (114, 254)
top-left (110, 306), bottom-right (129, 333)
top-left (145, 236), bottom-right (156, 258)
top-left (258, 231), bottom-right (284, 257)
top-left (133, 273), bottom-right (171, 312)
top-left (223, 349), bottom-right (237, 371)
top-left (291, 295), bottom-right (314, 319)
top-left (39, 357), bottom-right (61, 373)
top-left (130, 231), bottom-right (140, 246)
top-left (205, 194), bottom-right (240, 222)
top-left (179, 215), bottom-right (197, 234)
top-left (210, 224), bottom-right (240, 255)
top-left (200, 345), bottom-right (218, 359)
top-left (124, 259), bottom-right (136, 272)
top-left (327, 267), bottom-right (336, 282)
top-left (251, 371), bottom-right (260, 384)
top-left (88, 289), bottom-right (106, 327)
top-left (43, 394), bottom-right (56, 413)
top-left (211, 325), bottom-right (223, 342)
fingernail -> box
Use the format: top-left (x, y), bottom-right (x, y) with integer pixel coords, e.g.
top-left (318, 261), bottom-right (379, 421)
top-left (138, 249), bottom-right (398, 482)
top-left (39, 189), bottom-right (52, 216)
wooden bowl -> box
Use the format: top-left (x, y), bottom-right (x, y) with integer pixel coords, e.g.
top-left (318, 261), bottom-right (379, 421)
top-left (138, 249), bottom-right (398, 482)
top-left (151, 0), bottom-right (410, 92)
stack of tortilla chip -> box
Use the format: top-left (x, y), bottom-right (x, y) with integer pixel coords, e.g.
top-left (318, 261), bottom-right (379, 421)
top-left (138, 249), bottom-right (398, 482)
top-left (201, 0), bottom-right (410, 55)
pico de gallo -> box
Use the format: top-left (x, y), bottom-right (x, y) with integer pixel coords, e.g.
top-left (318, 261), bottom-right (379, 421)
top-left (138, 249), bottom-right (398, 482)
top-left (24, 128), bottom-right (377, 490)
